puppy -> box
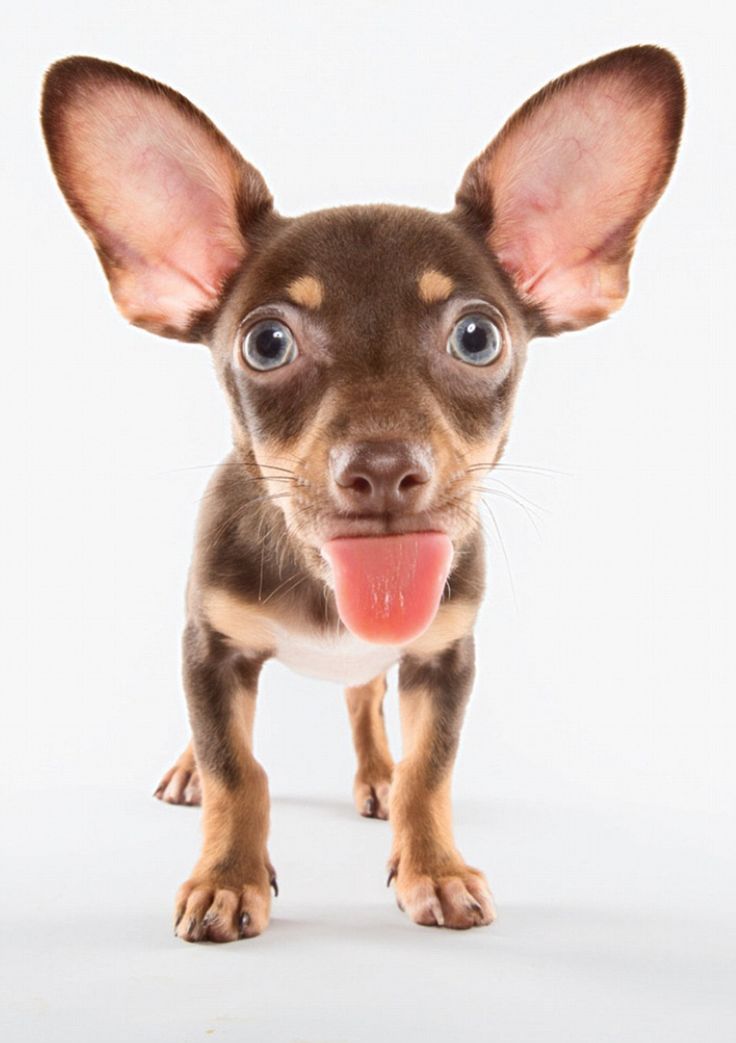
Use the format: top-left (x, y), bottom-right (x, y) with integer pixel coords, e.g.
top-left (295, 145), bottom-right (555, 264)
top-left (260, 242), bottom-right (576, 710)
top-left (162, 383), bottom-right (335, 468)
top-left (41, 46), bottom-right (684, 941)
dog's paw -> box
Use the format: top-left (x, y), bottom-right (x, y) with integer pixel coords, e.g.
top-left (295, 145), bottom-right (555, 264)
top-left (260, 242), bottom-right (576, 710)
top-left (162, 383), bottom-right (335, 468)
top-left (154, 749), bottom-right (201, 806)
top-left (174, 872), bottom-right (275, 943)
top-left (388, 860), bottom-right (496, 929)
top-left (353, 768), bottom-right (392, 819)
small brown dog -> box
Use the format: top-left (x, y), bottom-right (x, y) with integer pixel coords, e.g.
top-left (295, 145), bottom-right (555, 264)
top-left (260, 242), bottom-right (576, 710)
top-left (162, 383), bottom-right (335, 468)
top-left (41, 46), bottom-right (684, 941)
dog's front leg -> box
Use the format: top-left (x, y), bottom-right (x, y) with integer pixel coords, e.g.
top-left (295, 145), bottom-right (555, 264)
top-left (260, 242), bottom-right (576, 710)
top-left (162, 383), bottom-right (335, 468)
top-left (388, 634), bottom-right (496, 929)
top-left (174, 621), bottom-right (274, 943)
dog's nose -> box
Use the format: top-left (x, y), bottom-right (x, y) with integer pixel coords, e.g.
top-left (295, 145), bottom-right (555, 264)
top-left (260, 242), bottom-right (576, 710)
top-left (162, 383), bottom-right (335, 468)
top-left (330, 441), bottom-right (434, 513)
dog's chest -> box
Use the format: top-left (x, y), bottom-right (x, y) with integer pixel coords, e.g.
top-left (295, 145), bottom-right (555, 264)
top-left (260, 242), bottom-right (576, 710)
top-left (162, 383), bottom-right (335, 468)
top-left (272, 625), bottom-right (402, 686)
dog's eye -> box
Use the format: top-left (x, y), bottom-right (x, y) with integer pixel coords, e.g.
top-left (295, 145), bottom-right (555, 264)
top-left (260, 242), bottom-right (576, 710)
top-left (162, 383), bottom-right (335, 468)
top-left (448, 315), bottom-right (502, 366)
top-left (242, 320), bottom-right (298, 371)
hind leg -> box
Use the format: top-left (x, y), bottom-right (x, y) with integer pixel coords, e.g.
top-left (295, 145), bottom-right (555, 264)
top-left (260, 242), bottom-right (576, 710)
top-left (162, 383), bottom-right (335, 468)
top-left (154, 739), bottom-right (201, 806)
top-left (345, 674), bottom-right (394, 819)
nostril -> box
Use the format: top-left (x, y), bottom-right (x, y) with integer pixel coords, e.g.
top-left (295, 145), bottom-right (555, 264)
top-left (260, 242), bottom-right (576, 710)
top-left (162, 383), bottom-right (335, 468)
top-left (351, 475), bottom-right (372, 495)
top-left (398, 471), bottom-right (427, 493)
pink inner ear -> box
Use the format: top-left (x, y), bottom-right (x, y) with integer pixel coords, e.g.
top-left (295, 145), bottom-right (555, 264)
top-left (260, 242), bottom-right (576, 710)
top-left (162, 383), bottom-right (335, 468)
top-left (486, 75), bottom-right (674, 329)
top-left (58, 82), bottom-right (248, 333)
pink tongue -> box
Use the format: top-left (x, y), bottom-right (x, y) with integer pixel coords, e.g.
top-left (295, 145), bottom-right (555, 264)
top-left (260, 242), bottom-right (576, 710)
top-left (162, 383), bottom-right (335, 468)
top-left (322, 532), bottom-right (453, 645)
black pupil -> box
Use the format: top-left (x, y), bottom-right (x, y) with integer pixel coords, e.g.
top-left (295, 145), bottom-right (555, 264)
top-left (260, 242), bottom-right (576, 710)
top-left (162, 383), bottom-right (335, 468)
top-left (461, 321), bottom-right (489, 354)
top-left (255, 325), bottom-right (286, 359)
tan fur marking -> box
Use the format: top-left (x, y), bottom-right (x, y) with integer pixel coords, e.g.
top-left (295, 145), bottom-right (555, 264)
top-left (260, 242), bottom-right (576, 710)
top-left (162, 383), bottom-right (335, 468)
top-left (405, 600), bottom-right (478, 658)
top-left (345, 675), bottom-right (393, 817)
top-left (387, 683), bottom-right (495, 927)
top-left (286, 274), bottom-right (324, 310)
top-left (202, 589), bottom-right (276, 654)
top-left (196, 754), bottom-right (268, 878)
top-left (417, 269), bottom-right (455, 304)
top-left (196, 687), bottom-right (266, 874)
top-left (391, 686), bottom-right (455, 864)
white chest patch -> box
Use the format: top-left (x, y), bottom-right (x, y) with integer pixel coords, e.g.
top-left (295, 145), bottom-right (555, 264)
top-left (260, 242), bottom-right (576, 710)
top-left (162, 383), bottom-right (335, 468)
top-left (273, 625), bottom-right (403, 686)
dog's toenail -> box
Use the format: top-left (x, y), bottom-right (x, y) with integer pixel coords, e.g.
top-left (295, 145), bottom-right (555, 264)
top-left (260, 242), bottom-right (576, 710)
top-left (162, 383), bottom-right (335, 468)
top-left (386, 867), bottom-right (397, 887)
top-left (363, 794), bottom-right (376, 817)
top-left (239, 912), bottom-right (251, 935)
top-left (270, 876), bottom-right (279, 898)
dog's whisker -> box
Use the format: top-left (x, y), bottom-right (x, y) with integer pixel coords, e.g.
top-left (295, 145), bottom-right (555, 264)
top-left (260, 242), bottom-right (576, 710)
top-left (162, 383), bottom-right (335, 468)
top-left (466, 461), bottom-right (570, 478)
top-left (157, 465), bottom-right (293, 477)
top-left (478, 498), bottom-right (518, 610)
top-left (260, 568), bottom-right (306, 605)
top-left (207, 492), bottom-right (294, 548)
top-left (195, 477), bottom-right (296, 508)
top-left (475, 476), bottom-right (551, 515)
top-left (468, 482), bottom-right (542, 517)
top-left (442, 495), bottom-right (501, 595)
top-left (446, 484), bottom-right (522, 602)
top-left (252, 464), bottom-right (299, 477)
top-left (154, 459), bottom-right (300, 479)
top-left (475, 487), bottom-right (543, 542)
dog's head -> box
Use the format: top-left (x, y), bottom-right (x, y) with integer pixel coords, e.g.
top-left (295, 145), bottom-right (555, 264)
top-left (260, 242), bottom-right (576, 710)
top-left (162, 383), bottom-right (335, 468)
top-left (41, 49), bottom-right (684, 598)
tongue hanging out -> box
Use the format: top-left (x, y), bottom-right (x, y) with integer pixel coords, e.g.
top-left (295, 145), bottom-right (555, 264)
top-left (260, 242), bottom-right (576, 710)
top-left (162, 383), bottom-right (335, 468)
top-left (321, 532), bottom-right (453, 645)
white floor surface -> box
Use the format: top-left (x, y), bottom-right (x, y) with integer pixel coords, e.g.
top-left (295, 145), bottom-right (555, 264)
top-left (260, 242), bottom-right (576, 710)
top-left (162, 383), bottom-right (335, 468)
top-left (2, 784), bottom-right (733, 1042)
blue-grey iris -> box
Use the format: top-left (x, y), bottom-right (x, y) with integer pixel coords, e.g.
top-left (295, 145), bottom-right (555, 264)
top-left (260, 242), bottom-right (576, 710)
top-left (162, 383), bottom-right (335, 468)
top-left (242, 320), bottom-right (298, 371)
top-left (447, 315), bottom-right (502, 366)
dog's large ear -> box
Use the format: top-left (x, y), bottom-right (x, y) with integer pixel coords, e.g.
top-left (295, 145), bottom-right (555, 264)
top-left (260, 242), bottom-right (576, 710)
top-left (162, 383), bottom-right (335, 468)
top-left (41, 57), bottom-right (272, 340)
top-left (456, 46), bottom-right (685, 333)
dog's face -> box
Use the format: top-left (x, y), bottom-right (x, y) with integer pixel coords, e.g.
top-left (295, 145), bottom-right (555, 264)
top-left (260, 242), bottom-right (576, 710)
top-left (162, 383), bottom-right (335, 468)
top-left (212, 203), bottom-right (530, 563)
top-left (41, 49), bottom-right (684, 579)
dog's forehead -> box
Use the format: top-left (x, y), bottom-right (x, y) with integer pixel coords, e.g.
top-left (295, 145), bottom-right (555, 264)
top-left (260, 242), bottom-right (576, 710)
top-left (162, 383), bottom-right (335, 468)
top-left (235, 204), bottom-right (520, 327)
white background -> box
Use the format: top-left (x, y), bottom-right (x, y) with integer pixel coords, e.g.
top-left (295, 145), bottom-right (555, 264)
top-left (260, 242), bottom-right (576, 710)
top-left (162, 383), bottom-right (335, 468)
top-left (2, 1), bottom-right (734, 1040)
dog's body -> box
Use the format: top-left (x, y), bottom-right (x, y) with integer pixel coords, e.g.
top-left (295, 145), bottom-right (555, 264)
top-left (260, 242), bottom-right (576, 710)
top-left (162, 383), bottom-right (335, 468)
top-left (41, 47), bottom-right (684, 941)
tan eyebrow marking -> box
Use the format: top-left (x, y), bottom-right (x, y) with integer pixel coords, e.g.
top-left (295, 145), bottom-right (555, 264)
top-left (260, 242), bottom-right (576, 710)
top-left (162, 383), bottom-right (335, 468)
top-left (417, 269), bottom-right (455, 304)
top-left (286, 275), bottom-right (324, 310)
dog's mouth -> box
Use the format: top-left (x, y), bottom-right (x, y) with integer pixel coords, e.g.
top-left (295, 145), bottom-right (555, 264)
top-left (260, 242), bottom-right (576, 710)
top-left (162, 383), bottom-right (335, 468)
top-left (321, 531), bottom-right (453, 645)
top-left (273, 471), bottom-right (479, 638)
